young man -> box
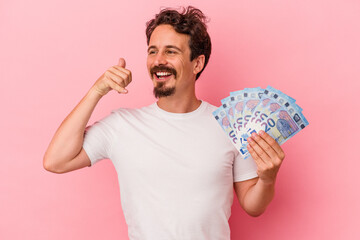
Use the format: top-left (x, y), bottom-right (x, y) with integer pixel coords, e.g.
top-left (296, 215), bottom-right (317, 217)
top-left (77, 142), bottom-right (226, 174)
top-left (44, 6), bottom-right (285, 240)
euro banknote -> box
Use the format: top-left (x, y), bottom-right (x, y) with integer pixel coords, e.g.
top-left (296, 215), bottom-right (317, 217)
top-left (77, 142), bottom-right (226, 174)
top-left (212, 86), bottom-right (309, 159)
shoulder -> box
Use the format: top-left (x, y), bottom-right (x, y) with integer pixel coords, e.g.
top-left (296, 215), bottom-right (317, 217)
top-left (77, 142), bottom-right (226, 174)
top-left (99, 103), bottom-right (159, 129)
top-left (200, 100), bottom-right (240, 153)
top-left (201, 101), bottom-right (219, 112)
top-left (197, 101), bottom-right (220, 119)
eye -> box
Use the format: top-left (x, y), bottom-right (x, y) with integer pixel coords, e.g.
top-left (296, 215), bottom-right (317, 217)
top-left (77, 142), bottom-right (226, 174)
top-left (148, 50), bottom-right (157, 55)
top-left (166, 50), bottom-right (177, 54)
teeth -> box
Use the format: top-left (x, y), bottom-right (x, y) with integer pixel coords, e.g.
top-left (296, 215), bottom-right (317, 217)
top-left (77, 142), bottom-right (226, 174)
top-left (156, 72), bottom-right (172, 77)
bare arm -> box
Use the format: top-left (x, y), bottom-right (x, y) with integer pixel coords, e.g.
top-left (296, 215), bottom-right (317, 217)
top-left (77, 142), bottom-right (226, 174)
top-left (234, 130), bottom-right (285, 216)
top-left (234, 177), bottom-right (275, 217)
top-left (43, 58), bottom-right (132, 173)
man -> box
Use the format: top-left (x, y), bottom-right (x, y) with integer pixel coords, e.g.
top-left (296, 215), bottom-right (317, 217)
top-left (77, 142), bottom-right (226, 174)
top-left (44, 6), bottom-right (285, 240)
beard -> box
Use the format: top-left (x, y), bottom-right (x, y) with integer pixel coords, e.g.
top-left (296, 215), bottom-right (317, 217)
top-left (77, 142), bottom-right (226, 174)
top-left (150, 65), bottom-right (177, 98)
top-left (153, 81), bottom-right (176, 98)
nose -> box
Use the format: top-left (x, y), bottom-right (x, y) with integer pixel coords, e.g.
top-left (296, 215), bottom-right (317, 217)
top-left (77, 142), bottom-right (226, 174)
top-left (154, 52), bottom-right (167, 66)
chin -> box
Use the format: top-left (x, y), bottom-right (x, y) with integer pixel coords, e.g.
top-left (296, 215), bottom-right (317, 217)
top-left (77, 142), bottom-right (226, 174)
top-left (153, 84), bottom-right (176, 98)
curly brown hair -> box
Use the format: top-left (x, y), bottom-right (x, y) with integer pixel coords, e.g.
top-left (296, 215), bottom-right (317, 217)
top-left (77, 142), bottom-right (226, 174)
top-left (146, 6), bottom-right (212, 80)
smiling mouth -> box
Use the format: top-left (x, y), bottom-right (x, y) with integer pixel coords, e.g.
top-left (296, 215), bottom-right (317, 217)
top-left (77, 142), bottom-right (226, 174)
top-left (150, 66), bottom-right (177, 81)
top-left (154, 71), bottom-right (173, 81)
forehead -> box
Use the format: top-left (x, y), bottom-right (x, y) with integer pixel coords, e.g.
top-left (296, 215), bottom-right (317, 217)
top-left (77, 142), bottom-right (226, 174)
top-left (148, 24), bottom-right (190, 50)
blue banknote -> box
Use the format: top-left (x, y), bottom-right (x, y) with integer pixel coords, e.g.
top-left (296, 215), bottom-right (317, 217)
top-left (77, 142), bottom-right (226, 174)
top-left (212, 106), bottom-right (249, 157)
top-left (221, 96), bottom-right (237, 136)
top-left (213, 86), bottom-right (309, 158)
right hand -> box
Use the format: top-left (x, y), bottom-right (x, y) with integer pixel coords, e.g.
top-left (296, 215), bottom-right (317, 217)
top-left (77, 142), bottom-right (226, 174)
top-left (91, 58), bottom-right (132, 96)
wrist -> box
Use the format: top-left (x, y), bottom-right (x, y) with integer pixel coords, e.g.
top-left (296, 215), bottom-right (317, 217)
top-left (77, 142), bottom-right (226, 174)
top-left (258, 177), bottom-right (277, 187)
top-left (88, 86), bottom-right (105, 100)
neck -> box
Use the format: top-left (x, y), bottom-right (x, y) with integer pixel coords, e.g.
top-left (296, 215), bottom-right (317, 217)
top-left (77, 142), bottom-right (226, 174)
top-left (156, 91), bottom-right (201, 113)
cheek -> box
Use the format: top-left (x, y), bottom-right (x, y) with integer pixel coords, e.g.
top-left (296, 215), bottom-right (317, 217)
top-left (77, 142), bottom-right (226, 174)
top-left (146, 59), bottom-right (153, 74)
top-left (179, 57), bottom-right (186, 67)
top-left (146, 58), bottom-right (151, 69)
top-left (146, 62), bottom-right (153, 78)
top-left (176, 58), bottom-right (186, 74)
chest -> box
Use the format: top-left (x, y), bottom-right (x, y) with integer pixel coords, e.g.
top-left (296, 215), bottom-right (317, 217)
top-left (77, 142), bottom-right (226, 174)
top-left (109, 117), bottom-right (236, 187)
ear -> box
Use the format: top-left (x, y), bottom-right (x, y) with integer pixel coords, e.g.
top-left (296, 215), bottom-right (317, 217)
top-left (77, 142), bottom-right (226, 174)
top-left (193, 55), bottom-right (205, 75)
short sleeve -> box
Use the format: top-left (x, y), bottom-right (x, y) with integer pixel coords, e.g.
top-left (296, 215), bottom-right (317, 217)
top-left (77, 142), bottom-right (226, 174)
top-left (83, 113), bottom-right (116, 166)
top-left (233, 153), bottom-right (258, 182)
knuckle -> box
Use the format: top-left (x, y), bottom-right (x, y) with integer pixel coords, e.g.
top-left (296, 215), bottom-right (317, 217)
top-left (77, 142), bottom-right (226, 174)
top-left (112, 75), bottom-right (122, 84)
top-left (105, 71), bottom-right (114, 79)
top-left (119, 79), bottom-right (126, 87)
top-left (258, 151), bottom-right (266, 158)
top-left (108, 76), bottom-right (117, 83)
top-left (269, 137), bottom-right (276, 145)
top-left (112, 65), bottom-right (122, 71)
top-left (262, 165), bottom-right (270, 173)
top-left (267, 162), bottom-right (274, 169)
top-left (117, 76), bottom-right (124, 83)
top-left (263, 145), bottom-right (271, 152)
top-left (107, 66), bottom-right (115, 72)
top-left (265, 136), bottom-right (274, 144)
top-left (274, 160), bottom-right (281, 168)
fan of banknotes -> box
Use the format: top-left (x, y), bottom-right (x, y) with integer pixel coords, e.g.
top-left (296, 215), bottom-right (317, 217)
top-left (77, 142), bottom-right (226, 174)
top-left (212, 86), bottom-right (309, 159)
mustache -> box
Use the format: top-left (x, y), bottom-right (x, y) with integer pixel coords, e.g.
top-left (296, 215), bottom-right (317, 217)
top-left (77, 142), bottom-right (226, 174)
top-left (150, 65), bottom-right (177, 78)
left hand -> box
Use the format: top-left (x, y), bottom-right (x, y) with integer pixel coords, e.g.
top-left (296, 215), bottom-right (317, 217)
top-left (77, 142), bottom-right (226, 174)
top-left (247, 130), bottom-right (285, 184)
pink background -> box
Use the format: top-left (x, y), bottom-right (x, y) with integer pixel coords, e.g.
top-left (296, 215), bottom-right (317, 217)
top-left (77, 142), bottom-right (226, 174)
top-left (1, 0), bottom-right (359, 239)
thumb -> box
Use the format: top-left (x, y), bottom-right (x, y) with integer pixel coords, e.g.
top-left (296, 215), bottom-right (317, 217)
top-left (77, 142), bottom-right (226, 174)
top-left (117, 58), bottom-right (126, 68)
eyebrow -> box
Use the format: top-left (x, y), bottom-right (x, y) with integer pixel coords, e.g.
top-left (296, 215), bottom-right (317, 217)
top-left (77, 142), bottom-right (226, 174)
top-left (147, 45), bottom-right (182, 52)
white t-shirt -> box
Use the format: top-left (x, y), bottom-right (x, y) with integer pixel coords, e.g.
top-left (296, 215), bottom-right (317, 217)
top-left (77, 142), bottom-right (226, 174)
top-left (83, 101), bottom-right (258, 240)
